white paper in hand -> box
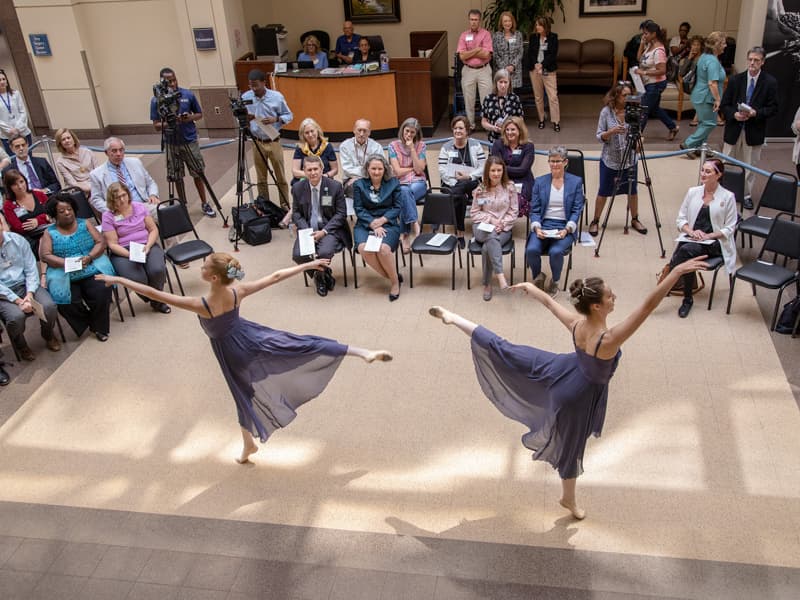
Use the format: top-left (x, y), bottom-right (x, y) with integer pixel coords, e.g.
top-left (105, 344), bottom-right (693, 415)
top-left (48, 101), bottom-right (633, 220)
top-left (541, 229), bottom-right (561, 238)
top-left (64, 256), bottom-right (83, 273)
top-left (477, 222), bottom-right (495, 233)
top-left (129, 242), bottom-right (147, 263)
top-left (29, 297), bottom-right (47, 322)
top-left (298, 228), bottom-right (316, 256)
top-left (364, 234), bottom-right (383, 252)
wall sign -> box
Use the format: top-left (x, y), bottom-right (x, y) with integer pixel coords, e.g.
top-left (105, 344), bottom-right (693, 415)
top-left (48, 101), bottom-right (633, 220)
top-left (193, 27), bottom-right (216, 51)
top-left (29, 34), bottom-right (52, 56)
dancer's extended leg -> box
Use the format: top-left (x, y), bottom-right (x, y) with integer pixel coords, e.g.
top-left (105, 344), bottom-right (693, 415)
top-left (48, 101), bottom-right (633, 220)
top-left (237, 427), bottom-right (258, 464)
top-left (346, 346), bottom-right (393, 363)
top-left (429, 306), bottom-right (478, 337)
top-left (559, 477), bottom-right (586, 519)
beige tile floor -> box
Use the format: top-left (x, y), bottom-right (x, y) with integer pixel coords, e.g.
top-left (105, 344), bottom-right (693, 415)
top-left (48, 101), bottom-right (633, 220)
top-left (1, 149), bottom-right (799, 573)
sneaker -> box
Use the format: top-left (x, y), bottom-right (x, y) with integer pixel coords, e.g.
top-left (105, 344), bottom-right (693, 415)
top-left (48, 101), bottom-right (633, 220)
top-left (547, 280), bottom-right (559, 298)
top-left (533, 272), bottom-right (546, 291)
top-left (201, 203), bottom-right (217, 218)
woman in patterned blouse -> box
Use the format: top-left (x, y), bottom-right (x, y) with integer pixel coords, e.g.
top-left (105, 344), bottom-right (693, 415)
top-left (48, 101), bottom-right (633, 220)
top-left (481, 69), bottom-right (523, 143)
top-left (491, 11), bottom-right (524, 89)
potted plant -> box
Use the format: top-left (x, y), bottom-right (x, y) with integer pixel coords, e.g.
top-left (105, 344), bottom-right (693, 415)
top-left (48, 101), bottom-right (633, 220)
top-left (483, 0), bottom-right (565, 35)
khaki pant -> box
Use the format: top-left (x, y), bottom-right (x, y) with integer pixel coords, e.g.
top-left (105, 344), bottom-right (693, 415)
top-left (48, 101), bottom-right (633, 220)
top-left (530, 69), bottom-right (560, 124)
top-left (252, 138), bottom-right (290, 210)
top-left (722, 137), bottom-right (762, 197)
top-left (461, 63), bottom-right (493, 129)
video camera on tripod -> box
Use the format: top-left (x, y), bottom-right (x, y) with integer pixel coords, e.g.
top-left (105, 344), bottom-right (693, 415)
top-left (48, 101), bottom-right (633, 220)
top-left (229, 96), bottom-right (253, 129)
top-left (623, 94), bottom-right (647, 137)
top-left (152, 78), bottom-right (182, 125)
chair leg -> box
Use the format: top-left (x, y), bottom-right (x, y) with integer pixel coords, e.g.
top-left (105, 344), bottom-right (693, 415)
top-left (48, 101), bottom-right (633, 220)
top-left (726, 277), bottom-right (737, 314)
top-left (451, 252), bottom-right (456, 290)
top-left (467, 252), bottom-right (472, 289)
top-left (302, 270), bottom-right (310, 288)
top-left (770, 290), bottom-right (786, 331)
top-left (173, 264), bottom-right (186, 296)
top-left (409, 250), bottom-right (415, 288)
top-left (165, 267), bottom-right (175, 294)
top-left (112, 286), bottom-right (125, 323)
top-left (707, 267), bottom-right (721, 310)
top-left (124, 288), bottom-right (136, 318)
top-left (56, 316), bottom-right (67, 343)
top-left (352, 250), bottom-right (358, 289)
top-left (562, 253), bottom-right (572, 291)
top-left (341, 250), bottom-right (348, 288)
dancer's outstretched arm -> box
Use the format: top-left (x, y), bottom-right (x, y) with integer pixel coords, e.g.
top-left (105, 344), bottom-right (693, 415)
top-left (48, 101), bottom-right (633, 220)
top-left (237, 258), bottom-right (330, 300)
top-left (510, 282), bottom-right (580, 331)
top-left (95, 274), bottom-right (206, 315)
top-left (604, 256), bottom-right (709, 350)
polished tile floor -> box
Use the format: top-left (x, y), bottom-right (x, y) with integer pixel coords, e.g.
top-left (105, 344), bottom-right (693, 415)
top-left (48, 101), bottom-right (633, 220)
top-left (0, 95), bottom-right (798, 599)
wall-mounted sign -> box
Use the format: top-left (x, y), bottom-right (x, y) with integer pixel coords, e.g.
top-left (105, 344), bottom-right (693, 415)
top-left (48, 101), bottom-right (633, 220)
top-left (193, 27), bottom-right (216, 51)
top-left (29, 34), bottom-right (52, 56)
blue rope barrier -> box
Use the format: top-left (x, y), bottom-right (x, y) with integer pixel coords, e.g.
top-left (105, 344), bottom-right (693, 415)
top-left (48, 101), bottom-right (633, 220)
top-left (83, 138), bottom-right (236, 154)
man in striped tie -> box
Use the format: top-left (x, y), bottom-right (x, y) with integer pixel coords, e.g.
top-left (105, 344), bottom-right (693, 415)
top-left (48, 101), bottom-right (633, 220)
top-left (89, 137), bottom-right (159, 215)
top-left (720, 47), bottom-right (779, 208)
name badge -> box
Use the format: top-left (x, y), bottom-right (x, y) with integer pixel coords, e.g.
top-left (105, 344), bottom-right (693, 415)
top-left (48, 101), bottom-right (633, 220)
top-left (465, 34), bottom-right (474, 42)
top-left (321, 195), bottom-right (332, 207)
top-left (14, 206), bottom-right (26, 217)
top-left (449, 150), bottom-right (459, 158)
top-left (508, 38), bottom-right (516, 44)
top-left (512, 149), bottom-right (522, 155)
top-left (541, 42), bottom-right (548, 51)
top-left (114, 214), bottom-right (125, 222)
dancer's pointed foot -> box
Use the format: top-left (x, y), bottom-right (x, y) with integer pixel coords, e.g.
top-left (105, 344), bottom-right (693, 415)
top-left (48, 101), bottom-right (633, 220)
top-left (429, 305), bottom-right (453, 324)
top-left (364, 350), bottom-right (393, 363)
top-left (559, 498), bottom-right (586, 520)
top-left (237, 439), bottom-right (259, 464)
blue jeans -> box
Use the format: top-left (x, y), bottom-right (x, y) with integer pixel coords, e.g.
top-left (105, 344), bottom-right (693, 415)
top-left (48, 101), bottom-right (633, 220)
top-left (525, 218), bottom-right (574, 282)
top-left (400, 180), bottom-right (427, 233)
top-left (641, 80), bottom-right (676, 133)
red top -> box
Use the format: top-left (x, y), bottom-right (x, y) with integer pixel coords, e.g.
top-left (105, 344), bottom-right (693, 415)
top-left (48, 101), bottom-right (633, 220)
top-left (457, 28), bottom-right (493, 68)
top-left (3, 190), bottom-right (49, 235)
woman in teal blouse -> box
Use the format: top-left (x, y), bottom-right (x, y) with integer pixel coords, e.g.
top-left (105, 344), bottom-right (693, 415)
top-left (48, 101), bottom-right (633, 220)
top-left (680, 32), bottom-right (727, 156)
top-left (353, 154), bottom-right (403, 301)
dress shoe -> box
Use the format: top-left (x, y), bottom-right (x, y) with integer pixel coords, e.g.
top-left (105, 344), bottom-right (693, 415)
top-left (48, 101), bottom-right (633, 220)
top-left (151, 301), bottom-right (172, 314)
top-left (483, 286), bottom-right (493, 301)
top-left (533, 272), bottom-right (546, 291)
top-left (742, 196), bottom-right (754, 210)
top-left (323, 267), bottom-right (336, 291)
top-left (19, 346), bottom-right (35, 361)
top-left (678, 298), bottom-right (693, 318)
top-left (94, 332), bottom-right (109, 342)
top-left (457, 236), bottom-right (466, 250)
top-left (553, 122), bottom-right (561, 132)
top-left (547, 280), bottom-right (560, 298)
top-left (314, 272), bottom-right (328, 297)
top-left (45, 337), bottom-right (62, 352)
top-left (538, 121), bottom-right (545, 129)
top-left (0, 365), bottom-right (9, 386)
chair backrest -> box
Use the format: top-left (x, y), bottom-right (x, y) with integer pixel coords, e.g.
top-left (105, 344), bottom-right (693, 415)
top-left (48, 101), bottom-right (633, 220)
top-left (565, 149), bottom-right (586, 195)
top-left (557, 39), bottom-right (581, 66)
top-left (421, 191), bottom-right (457, 228)
top-left (581, 39), bottom-right (614, 67)
top-left (157, 200), bottom-right (198, 242)
top-left (366, 35), bottom-right (384, 54)
top-left (757, 171), bottom-right (798, 214)
top-left (761, 212), bottom-right (800, 261)
top-left (721, 163), bottom-right (746, 206)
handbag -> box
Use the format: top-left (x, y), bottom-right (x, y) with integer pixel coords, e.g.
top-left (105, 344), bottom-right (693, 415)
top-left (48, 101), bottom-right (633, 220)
top-left (681, 64), bottom-right (697, 94)
top-left (253, 196), bottom-right (287, 228)
top-left (666, 56), bottom-right (680, 83)
top-left (231, 203), bottom-right (259, 238)
top-left (657, 264), bottom-right (705, 296)
top-left (242, 216), bottom-right (272, 246)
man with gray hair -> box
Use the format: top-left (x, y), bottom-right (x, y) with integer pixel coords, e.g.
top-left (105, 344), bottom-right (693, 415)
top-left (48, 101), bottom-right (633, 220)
top-left (719, 46), bottom-right (778, 207)
top-left (338, 118), bottom-right (383, 197)
top-left (89, 137), bottom-right (159, 214)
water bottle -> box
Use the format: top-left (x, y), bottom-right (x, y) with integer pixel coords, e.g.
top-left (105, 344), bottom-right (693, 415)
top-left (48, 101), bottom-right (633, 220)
top-left (380, 52), bottom-right (389, 72)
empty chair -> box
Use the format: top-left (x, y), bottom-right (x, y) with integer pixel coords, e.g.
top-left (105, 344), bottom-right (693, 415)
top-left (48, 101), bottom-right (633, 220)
top-left (738, 171), bottom-right (798, 248)
top-left (410, 191), bottom-right (463, 290)
top-left (157, 200), bottom-right (214, 295)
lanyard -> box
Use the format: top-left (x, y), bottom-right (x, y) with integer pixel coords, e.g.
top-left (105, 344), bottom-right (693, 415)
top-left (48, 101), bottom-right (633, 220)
top-left (0, 92), bottom-right (12, 115)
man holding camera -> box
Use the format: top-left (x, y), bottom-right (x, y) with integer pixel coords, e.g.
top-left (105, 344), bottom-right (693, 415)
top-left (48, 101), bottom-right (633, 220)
top-left (242, 69), bottom-right (293, 215)
top-left (149, 67), bottom-right (216, 217)
top-left (719, 47), bottom-right (778, 207)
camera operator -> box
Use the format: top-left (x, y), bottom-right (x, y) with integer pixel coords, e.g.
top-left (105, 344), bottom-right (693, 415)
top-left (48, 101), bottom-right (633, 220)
top-left (241, 69), bottom-right (292, 219)
top-left (149, 67), bottom-right (216, 217)
top-left (587, 82), bottom-right (648, 236)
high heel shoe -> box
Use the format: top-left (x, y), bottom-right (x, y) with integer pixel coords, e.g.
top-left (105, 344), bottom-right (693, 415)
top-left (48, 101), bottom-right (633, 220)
top-left (538, 121), bottom-right (545, 129)
top-left (588, 219), bottom-right (599, 237)
top-left (389, 274), bottom-right (402, 302)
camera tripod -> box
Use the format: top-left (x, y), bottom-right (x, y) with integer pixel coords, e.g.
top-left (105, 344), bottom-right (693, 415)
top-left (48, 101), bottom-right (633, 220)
top-left (230, 118), bottom-right (289, 251)
top-left (594, 129), bottom-right (666, 258)
top-left (159, 116), bottom-right (228, 227)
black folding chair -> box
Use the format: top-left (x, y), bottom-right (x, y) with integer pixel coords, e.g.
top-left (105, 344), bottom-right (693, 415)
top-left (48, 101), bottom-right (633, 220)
top-left (721, 163), bottom-right (746, 209)
top-left (565, 148), bottom-right (588, 230)
top-left (737, 171), bottom-right (798, 249)
top-left (302, 246), bottom-right (356, 289)
top-left (726, 212), bottom-right (800, 330)
top-left (409, 191), bottom-right (463, 290)
top-left (157, 201), bottom-right (214, 295)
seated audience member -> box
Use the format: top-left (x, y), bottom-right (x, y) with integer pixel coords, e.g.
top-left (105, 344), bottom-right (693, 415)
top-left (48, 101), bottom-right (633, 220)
top-left (470, 156), bottom-right (518, 301)
top-left (481, 69), bottom-right (523, 143)
top-left (353, 154), bottom-right (403, 301)
top-left (661, 157), bottom-right (736, 318)
top-left (2, 168), bottom-right (49, 256)
top-left (4, 135), bottom-right (61, 196)
top-left (388, 117), bottom-right (427, 254)
top-left (352, 37), bottom-right (379, 65)
top-left (438, 115), bottom-right (487, 248)
top-left (490, 116), bottom-right (534, 217)
top-left (299, 35), bottom-right (329, 70)
top-left (291, 155), bottom-right (351, 297)
top-left (101, 182), bottom-right (170, 314)
top-left (670, 22), bottom-right (692, 58)
top-left (339, 118), bottom-right (383, 197)
top-left (525, 146), bottom-right (584, 297)
top-left (291, 118), bottom-right (338, 185)
top-left (54, 128), bottom-right (98, 197)
top-left (39, 193), bottom-right (114, 342)
top-left (89, 137), bottom-right (159, 215)
top-left (334, 20), bottom-right (361, 65)
top-left (0, 213), bottom-right (61, 361)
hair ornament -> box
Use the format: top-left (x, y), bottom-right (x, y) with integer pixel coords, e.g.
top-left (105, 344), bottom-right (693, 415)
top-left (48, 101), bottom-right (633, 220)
top-left (227, 263), bottom-right (245, 281)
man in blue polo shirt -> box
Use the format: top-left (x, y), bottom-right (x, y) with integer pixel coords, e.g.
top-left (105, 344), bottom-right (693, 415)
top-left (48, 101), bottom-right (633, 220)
top-left (334, 21), bottom-right (361, 65)
top-left (150, 67), bottom-right (216, 217)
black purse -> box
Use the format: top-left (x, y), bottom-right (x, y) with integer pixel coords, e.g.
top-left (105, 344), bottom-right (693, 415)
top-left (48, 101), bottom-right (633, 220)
top-left (242, 216), bottom-right (272, 246)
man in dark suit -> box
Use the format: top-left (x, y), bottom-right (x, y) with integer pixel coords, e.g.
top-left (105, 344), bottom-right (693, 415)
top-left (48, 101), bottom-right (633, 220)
top-left (720, 46), bottom-right (779, 208)
top-left (4, 135), bottom-right (61, 196)
top-left (291, 155), bottom-right (351, 297)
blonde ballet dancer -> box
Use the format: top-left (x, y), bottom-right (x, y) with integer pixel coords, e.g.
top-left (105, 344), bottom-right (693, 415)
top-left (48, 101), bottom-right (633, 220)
top-left (98, 253), bottom-right (391, 464)
top-left (429, 255), bottom-right (709, 519)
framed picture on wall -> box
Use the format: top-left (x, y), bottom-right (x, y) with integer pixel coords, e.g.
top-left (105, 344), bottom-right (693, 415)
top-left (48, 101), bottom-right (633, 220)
top-left (579, 0), bottom-right (647, 17)
top-left (344, 0), bottom-right (401, 24)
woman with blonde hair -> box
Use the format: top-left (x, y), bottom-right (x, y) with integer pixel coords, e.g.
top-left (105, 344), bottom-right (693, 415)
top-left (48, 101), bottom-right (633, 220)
top-left (490, 115), bottom-right (534, 217)
top-left (97, 253), bottom-right (391, 464)
top-left (298, 35), bottom-right (329, 69)
top-left (492, 11), bottom-right (524, 89)
top-left (291, 117), bottom-right (338, 185)
top-left (54, 128), bottom-right (98, 196)
top-left (680, 32), bottom-right (727, 156)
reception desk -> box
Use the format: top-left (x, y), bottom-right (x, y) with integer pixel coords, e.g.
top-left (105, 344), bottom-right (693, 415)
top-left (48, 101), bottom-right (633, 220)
top-left (274, 70), bottom-right (398, 140)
